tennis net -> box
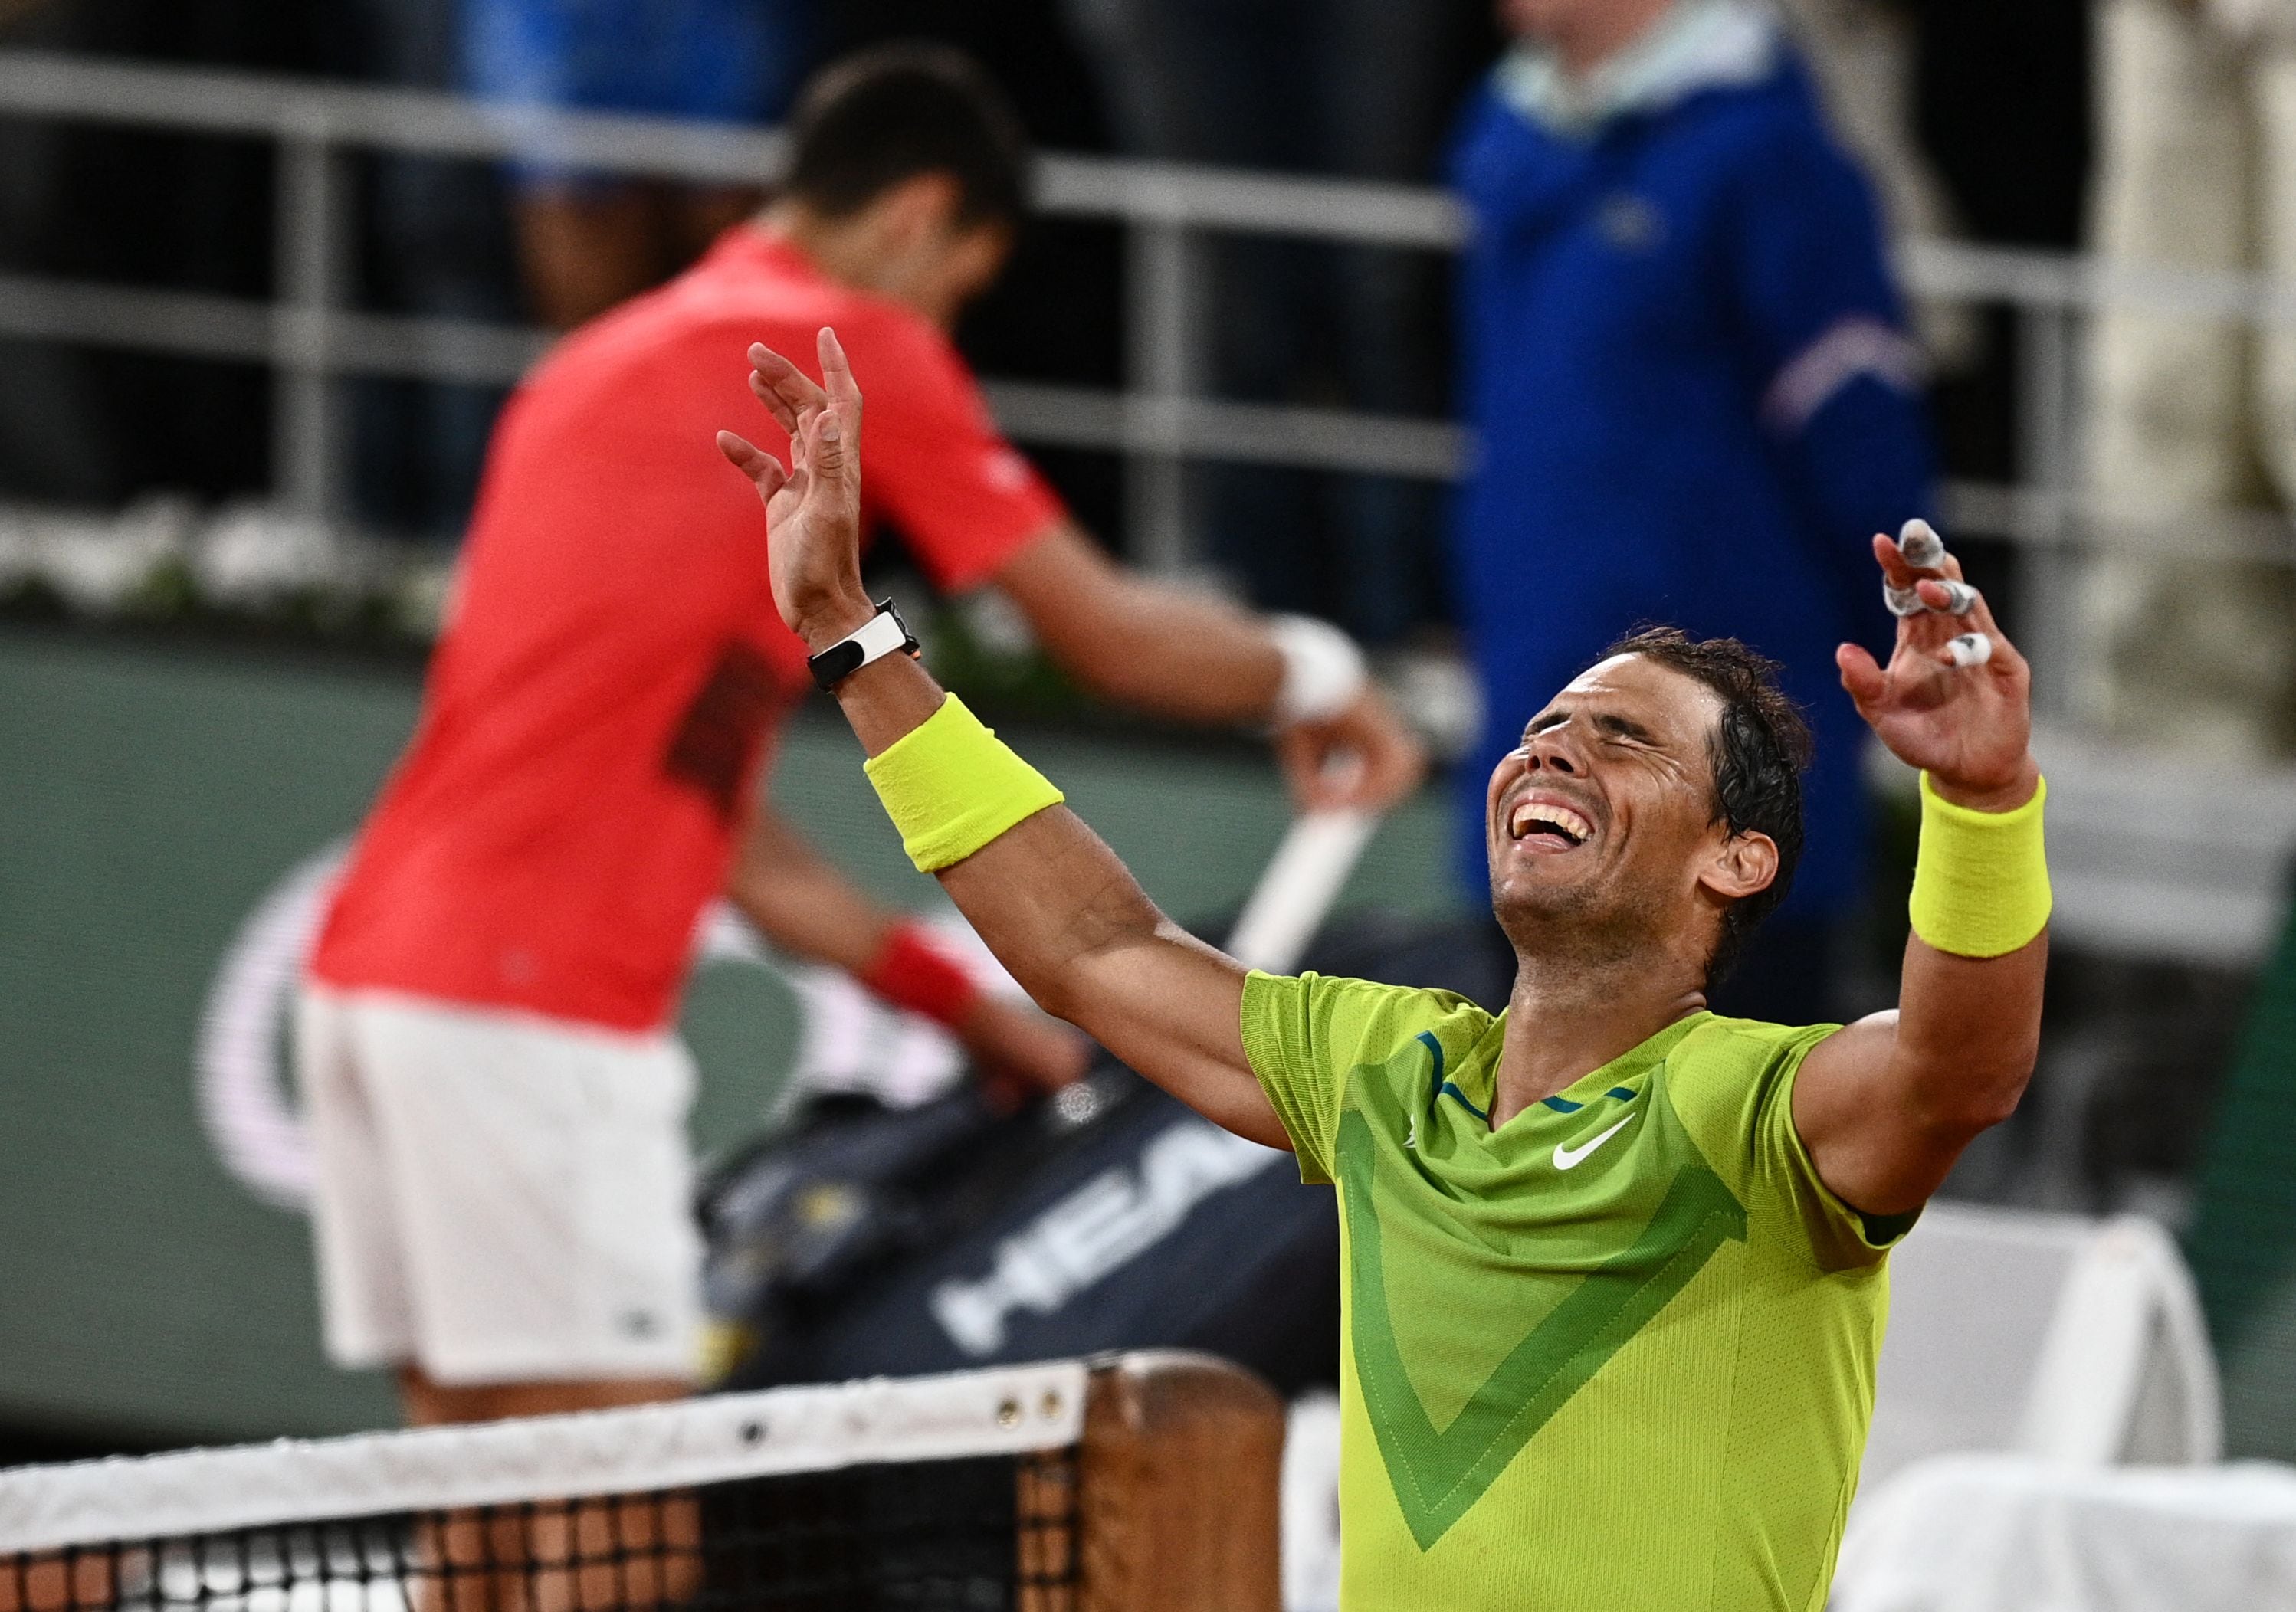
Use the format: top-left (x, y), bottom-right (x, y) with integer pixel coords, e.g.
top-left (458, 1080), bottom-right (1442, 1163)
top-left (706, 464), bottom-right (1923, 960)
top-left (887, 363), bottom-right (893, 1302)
top-left (0, 1352), bottom-right (1284, 1612)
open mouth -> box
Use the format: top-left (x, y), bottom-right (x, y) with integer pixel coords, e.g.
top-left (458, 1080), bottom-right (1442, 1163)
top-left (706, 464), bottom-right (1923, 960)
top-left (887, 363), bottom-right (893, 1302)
top-left (1507, 798), bottom-right (1592, 850)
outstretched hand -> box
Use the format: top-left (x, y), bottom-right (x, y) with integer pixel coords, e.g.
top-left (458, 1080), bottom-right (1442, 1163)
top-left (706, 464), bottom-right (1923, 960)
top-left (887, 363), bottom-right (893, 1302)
top-left (1835, 531), bottom-right (2038, 811)
top-left (717, 328), bottom-right (874, 651)
top-left (1275, 689), bottom-right (1427, 813)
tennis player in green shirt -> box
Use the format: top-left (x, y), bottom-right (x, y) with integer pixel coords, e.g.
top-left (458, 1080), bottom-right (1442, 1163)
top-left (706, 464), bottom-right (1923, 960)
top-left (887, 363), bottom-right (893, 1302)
top-left (718, 330), bottom-right (2050, 1611)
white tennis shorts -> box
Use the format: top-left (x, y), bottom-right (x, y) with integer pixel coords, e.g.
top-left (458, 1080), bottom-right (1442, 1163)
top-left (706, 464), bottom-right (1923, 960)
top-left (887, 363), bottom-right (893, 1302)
top-left (294, 985), bottom-right (704, 1386)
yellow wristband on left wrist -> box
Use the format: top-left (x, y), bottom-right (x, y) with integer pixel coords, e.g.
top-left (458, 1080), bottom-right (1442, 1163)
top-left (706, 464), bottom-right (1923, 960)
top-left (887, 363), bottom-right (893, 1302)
top-left (1907, 771), bottom-right (2052, 958)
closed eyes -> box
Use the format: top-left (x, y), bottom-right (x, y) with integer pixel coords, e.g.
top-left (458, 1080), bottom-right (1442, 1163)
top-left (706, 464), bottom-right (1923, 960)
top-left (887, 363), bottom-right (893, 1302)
top-left (1521, 710), bottom-right (1658, 747)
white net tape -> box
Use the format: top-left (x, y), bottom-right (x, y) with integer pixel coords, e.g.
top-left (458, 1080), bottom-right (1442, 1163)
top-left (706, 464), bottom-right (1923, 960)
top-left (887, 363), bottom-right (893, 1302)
top-left (0, 1361), bottom-right (1087, 1555)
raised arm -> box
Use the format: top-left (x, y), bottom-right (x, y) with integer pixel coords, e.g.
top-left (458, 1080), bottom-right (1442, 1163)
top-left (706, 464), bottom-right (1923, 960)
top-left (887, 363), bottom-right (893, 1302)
top-left (717, 330), bottom-right (1285, 1148)
top-left (1792, 526), bottom-right (2048, 1217)
top-left (738, 340), bottom-right (1425, 815)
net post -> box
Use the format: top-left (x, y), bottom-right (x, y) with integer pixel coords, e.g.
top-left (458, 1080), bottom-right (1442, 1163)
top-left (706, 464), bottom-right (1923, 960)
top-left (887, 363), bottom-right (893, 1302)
top-left (1077, 1352), bottom-right (1283, 1612)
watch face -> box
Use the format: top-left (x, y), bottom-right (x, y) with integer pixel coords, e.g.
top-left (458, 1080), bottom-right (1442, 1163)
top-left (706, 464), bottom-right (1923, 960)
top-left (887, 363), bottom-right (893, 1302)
top-left (879, 599), bottom-right (919, 652)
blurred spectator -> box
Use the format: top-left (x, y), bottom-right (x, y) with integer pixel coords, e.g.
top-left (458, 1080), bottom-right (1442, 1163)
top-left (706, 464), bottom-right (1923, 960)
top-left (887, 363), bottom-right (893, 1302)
top-left (1058, 0), bottom-right (1486, 645)
top-left (1448, 0), bottom-right (1934, 1023)
top-left (2081, 0), bottom-right (2296, 762)
top-left (0, 0), bottom-right (112, 504)
top-left (1777, 0), bottom-right (1977, 368)
top-left (461, 0), bottom-right (815, 329)
top-left (1779, 0), bottom-right (1950, 254)
top-left (0, 0), bottom-right (322, 507)
top-left (339, 0), bottom-right (520, 539)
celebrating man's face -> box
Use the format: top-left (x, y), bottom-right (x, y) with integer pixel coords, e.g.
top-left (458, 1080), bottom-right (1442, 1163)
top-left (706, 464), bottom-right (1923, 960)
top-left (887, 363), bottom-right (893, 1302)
top-left (1484, 654), bottom-right (1773, 966)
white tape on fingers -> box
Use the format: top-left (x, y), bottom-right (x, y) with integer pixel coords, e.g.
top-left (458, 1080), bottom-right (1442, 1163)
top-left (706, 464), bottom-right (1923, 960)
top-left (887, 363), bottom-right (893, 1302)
top-left (1899, 517), bottom-right (1947, 569)
top-left (1947, 632), bottom-right (1993, 668)
top-left (1888, 574), bottom-right (1978, 618)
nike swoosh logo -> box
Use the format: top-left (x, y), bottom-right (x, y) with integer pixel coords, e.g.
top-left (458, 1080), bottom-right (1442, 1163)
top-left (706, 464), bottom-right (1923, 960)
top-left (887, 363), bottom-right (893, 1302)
top-left (1554, 1112), bottom-right (1636, 1171)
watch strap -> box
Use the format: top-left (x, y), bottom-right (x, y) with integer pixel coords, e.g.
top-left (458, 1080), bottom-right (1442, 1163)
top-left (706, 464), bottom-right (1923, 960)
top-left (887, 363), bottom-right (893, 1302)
top-left (808, 599), bottom-right (917, 691)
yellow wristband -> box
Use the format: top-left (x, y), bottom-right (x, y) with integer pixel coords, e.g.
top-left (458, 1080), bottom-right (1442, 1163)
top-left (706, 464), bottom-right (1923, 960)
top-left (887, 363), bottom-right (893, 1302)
top-left (1907, 771), bottom-right (2052, 958)
top-left (863, 694), bottom-right (1065, 873)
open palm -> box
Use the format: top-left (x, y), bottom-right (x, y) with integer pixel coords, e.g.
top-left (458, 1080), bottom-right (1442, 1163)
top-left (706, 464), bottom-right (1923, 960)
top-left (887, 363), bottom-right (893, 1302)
top-left (717, 328), bottom-right (872, 647)
top-left (1835, 532), bottom-right (2035, 807)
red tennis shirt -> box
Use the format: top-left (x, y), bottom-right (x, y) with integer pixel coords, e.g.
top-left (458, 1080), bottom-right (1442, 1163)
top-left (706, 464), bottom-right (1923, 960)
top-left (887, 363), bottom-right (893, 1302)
top-left (310, 228), bottom-right (1064, 1031)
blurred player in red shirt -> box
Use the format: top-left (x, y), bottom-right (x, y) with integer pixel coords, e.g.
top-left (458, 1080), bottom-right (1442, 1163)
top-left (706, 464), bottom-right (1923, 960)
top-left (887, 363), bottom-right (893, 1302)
top-left (297, 44), bottom-right (1423, 1430)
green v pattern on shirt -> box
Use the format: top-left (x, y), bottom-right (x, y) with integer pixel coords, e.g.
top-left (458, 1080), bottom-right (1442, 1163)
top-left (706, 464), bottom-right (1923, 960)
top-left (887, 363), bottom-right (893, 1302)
top-left (1337, 1094), bottom-right (1748, 1550)
top-left (1240, 975), bottom-right (1895, 1609)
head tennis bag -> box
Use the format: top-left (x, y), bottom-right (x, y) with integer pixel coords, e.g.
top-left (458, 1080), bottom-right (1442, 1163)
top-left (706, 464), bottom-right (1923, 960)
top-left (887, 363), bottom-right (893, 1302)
top-left (701, 913), bottom-right (1510, 1397)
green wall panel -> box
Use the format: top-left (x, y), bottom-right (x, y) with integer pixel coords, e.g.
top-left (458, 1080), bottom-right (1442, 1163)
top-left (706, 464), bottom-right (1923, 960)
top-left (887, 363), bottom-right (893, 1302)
top-left (0, 627), bottom-right (1459, 1445)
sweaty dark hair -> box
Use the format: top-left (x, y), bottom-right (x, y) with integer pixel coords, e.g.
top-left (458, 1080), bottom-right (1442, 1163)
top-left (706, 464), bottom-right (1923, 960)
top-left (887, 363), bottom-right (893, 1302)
top-left (1598, 626), bottom-right (1813, 985)
top-left (784, 44), bottom-right (1030, 231)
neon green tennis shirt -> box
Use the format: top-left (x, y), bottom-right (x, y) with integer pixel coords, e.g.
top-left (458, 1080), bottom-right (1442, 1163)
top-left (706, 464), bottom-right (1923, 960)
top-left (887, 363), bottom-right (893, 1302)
top-left (1241, 971), bottom-right (1911, 1612)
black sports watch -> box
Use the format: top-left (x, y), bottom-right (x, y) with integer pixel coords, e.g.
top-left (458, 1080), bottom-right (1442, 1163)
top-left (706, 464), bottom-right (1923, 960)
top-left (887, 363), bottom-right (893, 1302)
top-left (807, 598), bottom-right (920, 691)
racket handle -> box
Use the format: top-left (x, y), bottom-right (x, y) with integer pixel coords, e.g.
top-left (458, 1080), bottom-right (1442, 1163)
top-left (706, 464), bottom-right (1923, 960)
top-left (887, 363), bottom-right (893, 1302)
top-left (1227, 810), bottom-right (1380, 976)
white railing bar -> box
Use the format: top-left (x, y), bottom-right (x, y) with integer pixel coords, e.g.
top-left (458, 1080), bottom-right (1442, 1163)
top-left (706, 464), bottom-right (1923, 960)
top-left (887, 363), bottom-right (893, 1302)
top-left (323, 310), bottom-right (553, 388)
top-left (0, 51), bottom-right (1458, 244)
top-left (1035, 152), bottom-right (1465, 247)
top-left (0, 271), bottom-right (551, 384)
top-left (0, 271), bottom-right (274, 363)
top-left (2014, 306), bottom-right (2078, 719)
top-left (983, 381), bottom-right (1466, 478)
top-left (274, 127), bottom-right (346, 519)
top-left (1126, 220), bottom-right (1199, 570)
top-left (1903, 239), bottom-right (2081, 312)
top-left (1904, 237), bottom-right (2296, 328)
top-left (0, 49), bottom-right (790, 183)
top-left (1941, 480), bottom-right (2296, 565)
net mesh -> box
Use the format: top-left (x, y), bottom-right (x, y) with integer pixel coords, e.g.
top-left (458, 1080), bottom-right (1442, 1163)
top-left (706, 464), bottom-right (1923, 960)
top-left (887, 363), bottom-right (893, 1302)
top-left (2, 1454), bottom-right (1077, 1612)
top-left (0, 1370), bottom-right (1085, 1612)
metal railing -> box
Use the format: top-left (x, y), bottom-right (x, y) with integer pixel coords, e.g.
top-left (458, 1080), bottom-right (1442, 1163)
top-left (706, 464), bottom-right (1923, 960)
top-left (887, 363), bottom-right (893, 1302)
top-left (5, 53), bottom-right (2296, 650)
top-left (5, 48), bottom-right (2296, 570)
top-left (0, 48), bottom-right (1470, 574)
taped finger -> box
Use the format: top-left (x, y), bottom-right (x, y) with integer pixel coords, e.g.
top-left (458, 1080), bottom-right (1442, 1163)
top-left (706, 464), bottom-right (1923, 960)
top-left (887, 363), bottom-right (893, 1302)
top-left (1946, 632), bottom-right (1993, 668)
top-left (1898, 517), bottom-right (1947, 570)
top-left (1887, 577), bottom-right (1981, 618)
top-left (1933, 579), bottom-right (1979, 616)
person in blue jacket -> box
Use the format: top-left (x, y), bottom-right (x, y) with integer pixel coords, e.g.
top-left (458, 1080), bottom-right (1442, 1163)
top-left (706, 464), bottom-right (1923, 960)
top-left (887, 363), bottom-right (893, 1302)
top-left (1448, 0), bottom-right (1936, 1022)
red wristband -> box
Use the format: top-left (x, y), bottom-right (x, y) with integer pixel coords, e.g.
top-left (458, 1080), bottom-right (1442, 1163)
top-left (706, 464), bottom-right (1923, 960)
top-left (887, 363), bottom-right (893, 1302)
top-left (859, 922), bottom-right (981, 1030)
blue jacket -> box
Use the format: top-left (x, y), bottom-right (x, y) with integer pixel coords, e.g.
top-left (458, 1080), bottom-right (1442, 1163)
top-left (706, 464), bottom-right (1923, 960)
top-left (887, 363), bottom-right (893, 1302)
top-left (1447, 37), bottom-right (1933, 921)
